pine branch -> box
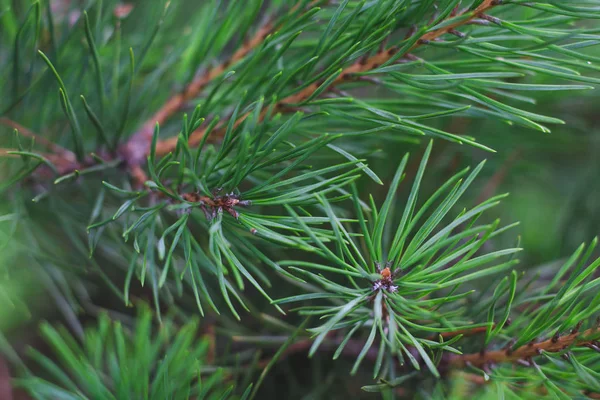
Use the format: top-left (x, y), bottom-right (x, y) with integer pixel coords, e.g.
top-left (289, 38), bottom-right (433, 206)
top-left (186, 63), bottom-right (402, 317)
top-left (0, 147), bottom-right (80, 175)
top-left (151, 0), bottom-right (502, 158)
top-left (438, 325), bottom-right (493, 340)
top-left (119, 22), bottom-right (273, 166)
top-left (476, 149), bottom-right (521, 203)
top-left (253, 336), bottom-right (381, 369)
top-left (0, 356), bottom-right (14, 400)
top-left (121, 1), bottom-right (327, 167)
top-left (0, 117), bottom-right (76, 162)
top-left (254, 325), bottom-right (497, 369)
top-left (448, 326), bottom-right (600, 369)
top-left (3, 0), bottom-right (600, 397)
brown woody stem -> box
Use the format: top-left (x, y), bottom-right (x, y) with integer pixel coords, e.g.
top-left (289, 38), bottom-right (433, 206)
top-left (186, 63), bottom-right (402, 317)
top-left (448, 327), bottom-right (600, 369)
top-left (437, 325), bottom-right (492, 340)
top-left (151, 0), bottom-right (500, 158)
top-left (21, 1), bottom-right (499, 184)
top-left (0, 117), bottom-right (76, 162)
top-left (0, 147), bottom-right (82, 176)
top-left (121, 1), bottom-right (328, 167)
top-left (119, 22), bottom-right (274, 166)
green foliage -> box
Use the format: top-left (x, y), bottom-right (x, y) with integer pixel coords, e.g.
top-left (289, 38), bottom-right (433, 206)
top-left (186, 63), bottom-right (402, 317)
top-left (17, 307), bottom-right (244, 400)
top-left (1, 0), bottom-right (600, 399)
top-left (277, 141), bottom-right (521, 377)
top-left (466, 241), bottom-right (600, 399)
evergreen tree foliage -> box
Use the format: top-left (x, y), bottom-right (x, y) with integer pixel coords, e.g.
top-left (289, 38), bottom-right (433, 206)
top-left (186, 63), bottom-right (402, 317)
top-left (1, 0), bottom-right (600, 398)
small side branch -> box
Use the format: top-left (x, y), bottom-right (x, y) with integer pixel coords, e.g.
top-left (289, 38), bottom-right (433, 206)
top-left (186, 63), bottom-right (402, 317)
top-left (448, 327), bottom-right (600, 369)
top-left (0, 117), bottom-right (76, 162)
top-left (120, 22), bottom-right (274, 166)
top-left (0, 147), bottom-right (81, 176)
top-left (437, 325), bottom-right (492, 340)
top-left (120, 1), bottom-right (328, 167)
top-left (152, 0), bottom-right (501, 158)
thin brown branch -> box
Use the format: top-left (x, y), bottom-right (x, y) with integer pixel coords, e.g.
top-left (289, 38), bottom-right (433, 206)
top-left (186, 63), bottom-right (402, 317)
top-left (152, 0), bottom-right (501, 158)
top-left (206, 324), bottom-right (217, 364)
top-left (121, 1), bottom-right (328, 167)
top-left (253, 336), bottom-right (382, 369)
top-left (448, 327), bottom-right (600, 369)
top-left (456, 371), bottom-right (488, 386)
top-left (0, 148), bottom-right (80, 175)
top-left (0, 356), bottom-right (13, 400)
top-left (0, 148), bottom-right (20, 158)
top-left (256, 339), bottom-right (313, 369)
top-left (476, 150), bottom-right (521, 204)
top-left (247, 326), bottom-right (600, 381)
top-left (129, 164), bottom-right (149, 188)
top-left (436, 325), bottom-right (492, 340)
top-left (0, 117), bottom-right (76, 162)
top-left (454, 370), bottom-right (600, 400)
top-left (120, 23), bottom-right (274, 165)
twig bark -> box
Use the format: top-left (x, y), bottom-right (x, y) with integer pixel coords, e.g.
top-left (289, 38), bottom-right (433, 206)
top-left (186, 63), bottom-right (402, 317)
top-left (16, 1), bottom-right (500, 185)
top-left (252, 324), bottom-right (495, 370)
top-left (254, 336), bottom-right (382, 369)
top-left (249, 324), bottom-right (600, 373)
top-left (150, 0), bottom-right (501, 158)
top-left (119, 22), bottom-right (275, 166)
top-left (438, 325), bottom-right (492, 340)
top-left (121, 1), bottom-right (328, 167)
top-left (448, 327), bottom-right (600, 369)
top-left (15, 0), bottom-right (500, 185)
top-left (0, 117), bottom-right (76, 162)
top-left (0, 148), bottom-right (80, 175)
top-left (0, 357), bottom-right (13, 400)
top-left (476, 150), bottom-right (521, 204)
